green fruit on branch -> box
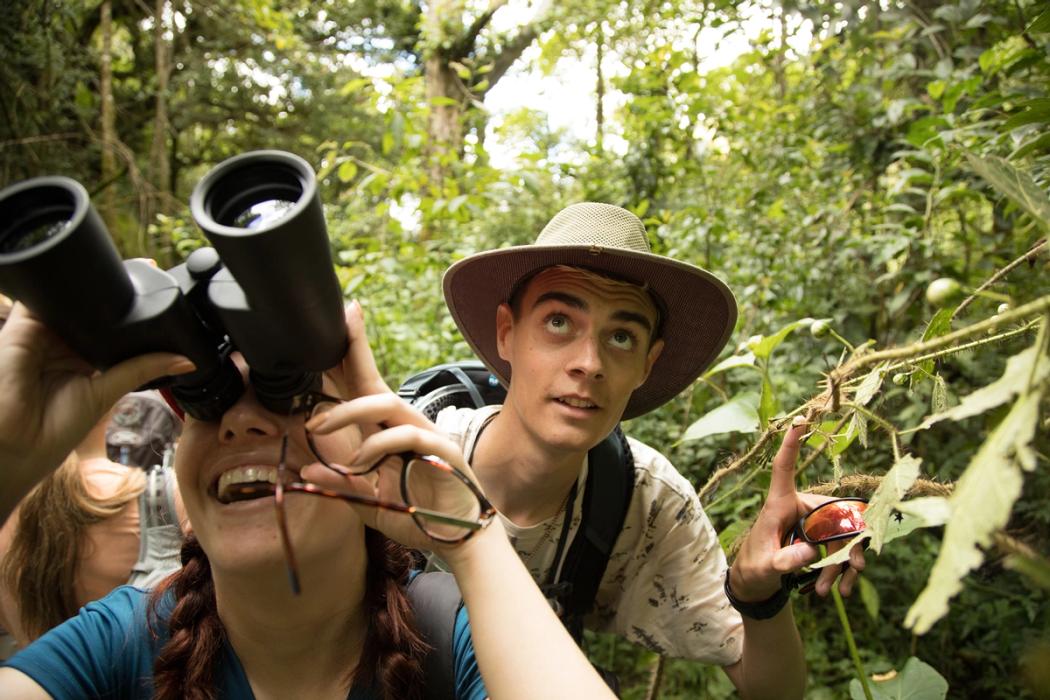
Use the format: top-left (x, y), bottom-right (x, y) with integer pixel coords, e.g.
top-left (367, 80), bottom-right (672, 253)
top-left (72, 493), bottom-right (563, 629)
top-left (925, 277), bottom-right (963, 307)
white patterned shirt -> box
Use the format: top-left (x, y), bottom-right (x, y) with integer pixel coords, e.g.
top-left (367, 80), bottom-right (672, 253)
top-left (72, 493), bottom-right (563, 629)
top-left (433, 405), bottom-right (744, 665)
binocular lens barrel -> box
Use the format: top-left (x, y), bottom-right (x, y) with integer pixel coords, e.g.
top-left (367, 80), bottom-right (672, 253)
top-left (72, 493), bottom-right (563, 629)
top-left (0, 178), bottom-right (139, 360)
top-left (0, 150), bottom-right (348, 421)
top-left (191, 151), bottom-right (347, 409)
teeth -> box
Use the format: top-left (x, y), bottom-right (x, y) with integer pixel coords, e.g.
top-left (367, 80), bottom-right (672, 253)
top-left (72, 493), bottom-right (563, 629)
top-left (217, 466), bottom-right (279, 498)
top-left (560, 397), bottom-right (596, 409)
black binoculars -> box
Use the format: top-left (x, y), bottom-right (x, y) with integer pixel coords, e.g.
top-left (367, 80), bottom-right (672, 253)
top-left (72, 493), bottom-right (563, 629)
top-left (0, 150), bottom-right (347, 421)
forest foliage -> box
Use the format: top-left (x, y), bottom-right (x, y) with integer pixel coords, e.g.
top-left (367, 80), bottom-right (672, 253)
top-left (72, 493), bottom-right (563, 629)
top-left (1, 0), bottom-right (1048, 697)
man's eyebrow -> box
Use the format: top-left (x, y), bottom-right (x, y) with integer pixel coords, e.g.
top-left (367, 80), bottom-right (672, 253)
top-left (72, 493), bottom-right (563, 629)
top-left (612, 310), bottom-right (654, 334)
top-left (533, 291), bottom-right (586, 310)
top-left (534, 291), bottom-right (654, 334)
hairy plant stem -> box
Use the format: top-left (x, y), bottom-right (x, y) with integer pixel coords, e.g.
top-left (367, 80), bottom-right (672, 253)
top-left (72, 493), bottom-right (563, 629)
top-left (823, 544), bottom-right (873, 700)
top-left (953, 239), bottom-right (1047, 318)
top-left (841, 319), bottom-right (1041, 387)
top-left (697, 295), bottom-right (1047, 503)
top-left (831, 294), bottom-right (1050, 385)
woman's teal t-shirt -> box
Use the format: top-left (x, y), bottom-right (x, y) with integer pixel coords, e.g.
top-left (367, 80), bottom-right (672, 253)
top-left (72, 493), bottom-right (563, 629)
top-left (3, 586), bottom-right (486, 699)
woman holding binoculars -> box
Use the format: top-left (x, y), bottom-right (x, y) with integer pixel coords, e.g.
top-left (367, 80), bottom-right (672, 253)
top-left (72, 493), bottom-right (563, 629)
top-left (0, 300), bottom-right (616, 700)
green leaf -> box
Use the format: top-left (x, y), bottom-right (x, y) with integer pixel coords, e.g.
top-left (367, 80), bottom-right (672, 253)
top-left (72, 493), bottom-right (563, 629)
top-left (858, 576), bottom-right (880, 621)
top-left (964, 153), bottom-right (1050, 230)
top-left (920, 340), bottom-right (1050, 429)
top-left (905, 385), bottom-right (1046, 634)
top-left (810, 532), bottom-right (867, 569)
top-left (912, 309), bottom-right (953, 389)
top-left (895, 497), bottom-right (951, 529)
top-left (1003, 99), bottom-right (1050, 130)
top-left (806, 420), bottom-right (857, 457)
top-left (337, 160), bottom-right (358, 183)
top-left (931, 375), bottom-right (949, 414)
top-left (867, 455), bottom-right (922, 553)
top-left (848, 410), bottom-right (869, 449)
top-left (1009, 132), bottom-right (1050, 160)
top-left (750, 320), bottom-right (807, 360)
top-left (1027, 7), bottom-right (1050, 33)
top-left (679, 392), bottom-right (760, 443)
top-left (849, 657), bottom-right (949, 700)
top-left (703, 352), bottom-right (757, 378)
top-left (854, 365), bottom-right (886, 406)
top-left (338, 77), bottom-right (372, 97)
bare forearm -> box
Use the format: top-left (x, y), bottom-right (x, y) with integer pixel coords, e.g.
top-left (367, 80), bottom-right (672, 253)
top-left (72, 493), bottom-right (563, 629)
top-left (443, 523), bottom-right (614, 700)
top-left (724, 605), bottom-right (807, 700)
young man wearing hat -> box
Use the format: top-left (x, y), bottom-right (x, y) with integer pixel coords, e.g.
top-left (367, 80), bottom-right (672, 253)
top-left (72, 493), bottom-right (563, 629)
top-left (437, 203), bottom-right (864, 697)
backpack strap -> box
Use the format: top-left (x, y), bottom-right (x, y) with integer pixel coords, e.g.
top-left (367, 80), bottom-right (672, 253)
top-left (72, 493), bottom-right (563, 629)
top-left (407, 571), bottom-right (462, 700)
top-left (555, 426), bottom-right (635, 642)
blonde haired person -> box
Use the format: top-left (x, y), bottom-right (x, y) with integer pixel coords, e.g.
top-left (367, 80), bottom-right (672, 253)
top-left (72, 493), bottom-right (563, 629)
top-left (0, 411), bottom-right (185, 649)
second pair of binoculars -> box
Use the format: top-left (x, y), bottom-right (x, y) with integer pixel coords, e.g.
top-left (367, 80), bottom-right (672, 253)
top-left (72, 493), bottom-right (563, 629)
top-left (0, 151), bottom-right (348, 421)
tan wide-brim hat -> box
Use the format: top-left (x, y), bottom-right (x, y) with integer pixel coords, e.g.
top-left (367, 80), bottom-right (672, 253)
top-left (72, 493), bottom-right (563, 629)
top-left (443, 202), bottom-right (738, 420)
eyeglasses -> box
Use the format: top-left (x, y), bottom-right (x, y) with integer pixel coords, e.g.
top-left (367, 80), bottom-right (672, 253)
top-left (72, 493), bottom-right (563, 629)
top-left (227, 391), bottom-right (496, 594)
top-left (783, 498), bottom-right (868, 593)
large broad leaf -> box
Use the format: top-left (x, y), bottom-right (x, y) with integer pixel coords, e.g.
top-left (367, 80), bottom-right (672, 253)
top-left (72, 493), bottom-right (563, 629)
top-left (905, 386), bottom-right (1045, 634)
top-left (867, 455), bottom-right (922, 553)
top-left (679, 392), bottom-right (760, 443)
top-left (895, 497), bottom-right (951, 529)
top-left (806, 455), bottom-right (923, 569)
top-left (920, 341), bottom-right (1050, 430)
top-left (849, 657), bottom-right (949, 700)
top-left (964, 153), bottom-right (1050, 230)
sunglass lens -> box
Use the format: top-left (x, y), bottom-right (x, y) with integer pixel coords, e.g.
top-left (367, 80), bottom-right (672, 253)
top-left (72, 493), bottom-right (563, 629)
top-left (801, 500), bottom-right (867, 543)
top-left (404, 456), bottom-right (481, 541)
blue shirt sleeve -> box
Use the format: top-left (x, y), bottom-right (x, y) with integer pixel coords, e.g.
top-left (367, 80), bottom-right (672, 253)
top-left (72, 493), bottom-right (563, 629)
top-left (452, 604), bottom-right (488, 700)
top-left (1, 586), bottom-right (160, 699)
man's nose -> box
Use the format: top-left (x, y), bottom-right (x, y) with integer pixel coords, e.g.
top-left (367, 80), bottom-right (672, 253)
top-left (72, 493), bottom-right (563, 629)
top-left (568, 335), bottom-right (605, 380)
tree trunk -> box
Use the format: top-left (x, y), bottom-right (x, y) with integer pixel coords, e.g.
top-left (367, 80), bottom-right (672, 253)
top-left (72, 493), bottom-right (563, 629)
top-left (99, 0), bottom-right (118, 229)
top-left (148, 0), bottom-right (172, 219)
top-left (596, 23), bottom-right (605, 153)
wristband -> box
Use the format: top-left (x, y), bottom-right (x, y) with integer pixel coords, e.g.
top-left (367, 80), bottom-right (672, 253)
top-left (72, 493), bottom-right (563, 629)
top-left (723, 570), bottom-right (789, 620)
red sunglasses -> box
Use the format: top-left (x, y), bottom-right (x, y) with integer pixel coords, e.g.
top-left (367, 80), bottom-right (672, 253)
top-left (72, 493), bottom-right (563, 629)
top-left (783, 498), bottom-right (868, 592)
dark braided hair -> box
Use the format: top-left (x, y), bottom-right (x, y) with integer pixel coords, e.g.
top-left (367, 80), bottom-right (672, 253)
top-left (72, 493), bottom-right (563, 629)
top-left (149, 530), bottom-right (428, 700)
top-left (150, 538), bottom-right (224, 700)
top-left (353, 528), bottom-right (430, 699)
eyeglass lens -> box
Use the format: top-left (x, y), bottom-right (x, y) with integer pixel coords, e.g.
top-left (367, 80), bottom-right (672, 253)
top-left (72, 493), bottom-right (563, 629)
top-left (800, 499), bottom-right (868, 543)
top-left (403, 455), bottom-right (484, 541)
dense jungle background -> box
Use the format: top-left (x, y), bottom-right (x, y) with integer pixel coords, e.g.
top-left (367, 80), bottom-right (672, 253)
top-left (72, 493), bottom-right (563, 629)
top-left (2, 0), bottom-right (1048, 697)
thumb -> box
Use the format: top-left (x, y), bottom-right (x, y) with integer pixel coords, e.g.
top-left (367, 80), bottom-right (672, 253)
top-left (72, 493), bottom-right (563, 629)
top-left (770, 541), bottom-right (819, 574)
top-left (93, 354), bottom-right (195, 410)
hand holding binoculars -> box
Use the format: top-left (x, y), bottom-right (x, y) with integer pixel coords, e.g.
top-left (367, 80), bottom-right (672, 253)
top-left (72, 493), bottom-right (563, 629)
top-left (0, 151), bottom-right (348, 421)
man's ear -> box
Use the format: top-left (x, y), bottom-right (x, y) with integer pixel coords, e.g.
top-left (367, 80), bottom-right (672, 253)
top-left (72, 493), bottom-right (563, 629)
top-left (495, 303), bottom-right (515, 363)
top-left (638, 338), bottom-right (665, 388)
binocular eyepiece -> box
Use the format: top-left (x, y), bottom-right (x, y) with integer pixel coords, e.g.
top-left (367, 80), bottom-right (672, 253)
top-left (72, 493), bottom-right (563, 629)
top-left (0, 150), bottom-right (348, 421)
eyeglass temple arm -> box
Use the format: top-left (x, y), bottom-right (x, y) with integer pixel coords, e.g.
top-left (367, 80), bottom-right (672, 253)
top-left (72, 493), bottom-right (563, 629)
top-left (285, 482), bottom-right (489, 531)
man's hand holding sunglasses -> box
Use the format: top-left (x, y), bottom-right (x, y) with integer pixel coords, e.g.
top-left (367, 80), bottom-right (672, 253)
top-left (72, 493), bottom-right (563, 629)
top-left (727, 416), bottom-right (868, 617)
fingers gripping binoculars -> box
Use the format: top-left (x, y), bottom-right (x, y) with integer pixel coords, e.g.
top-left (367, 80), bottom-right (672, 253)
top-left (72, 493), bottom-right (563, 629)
top-left (0, 151), bottom-right (348, 421)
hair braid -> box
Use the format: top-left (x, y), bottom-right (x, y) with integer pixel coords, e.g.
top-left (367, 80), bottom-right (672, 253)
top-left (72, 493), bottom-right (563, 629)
top-left (150, 538), bottom-right (225, 700)
top-left (353, 528), bottom-right (429, 700)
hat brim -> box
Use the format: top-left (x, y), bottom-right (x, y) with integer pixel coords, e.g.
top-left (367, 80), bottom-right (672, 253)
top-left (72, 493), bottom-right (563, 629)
top-left (443, 245), bottom-right (737, 420)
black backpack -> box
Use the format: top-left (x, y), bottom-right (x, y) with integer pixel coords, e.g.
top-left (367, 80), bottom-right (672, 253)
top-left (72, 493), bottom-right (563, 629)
top-left (399, 361), bottom-right (635, 697)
